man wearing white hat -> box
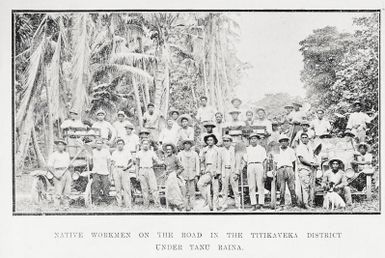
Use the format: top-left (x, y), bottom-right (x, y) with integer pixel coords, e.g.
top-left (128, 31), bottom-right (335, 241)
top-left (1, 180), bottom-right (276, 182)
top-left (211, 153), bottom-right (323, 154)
top-left (122, 123), bottom-right (140, 154)
top-left (225, 109), bottom-right (245, 128)
top-left (92, 109), bottom-right (116, 146)
top-left (47, 139), bottom-right (72, 210)
top-left (239, 133), bottom-right (267, 210)
top-left (113, 110), bottom-right (131, 139)
top-left (61, 109), bottom-right (85, 130)
top-left (274, 134), bottom-right (298, 207)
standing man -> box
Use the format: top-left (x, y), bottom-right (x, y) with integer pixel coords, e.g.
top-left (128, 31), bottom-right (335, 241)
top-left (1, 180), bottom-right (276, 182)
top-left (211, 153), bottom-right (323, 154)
top-left (346, 101), bottom-right (373, 142)
top-left (322, 158), bottom-right (352, 206)
top-left (200, 121), bottom-right (217, 147)
top-left (91, 138), bottom-right (112, 205)
top-left (296, 132), bottom-right (318, 209)
top-left (196, 96), bottom-right (215, 124)
top-left (287, 102), bottom-right (305, 145)
top-left (213, 112), bottom-right (225, 143)
top-left (163, 143), bottom-right (185, 211)
top-left (47, 139), bottom-right (72, 210)
top-left (136, 139), bottom-right (164, 208)
top-left (311, 109), bottom-right (331, 138)
top-left (197, 134), bottom-right (221, 211)
top-left (240, 133), bottom-right (267, 210)
top-left (178, 139), bottom-right (200, 211)
top-left (229, 97), bottom-right (245, 121)
top-left (159, 118), bottom-right (179, 146)
top-left (220, 135), bottom-right (240, 211)
top-left (113, 111), bottom-right (130, 139)
top-left (92, 109), bottom-right (116, 146)
top-left (274, 134), bottom-right (298, 208)
top-left (122, 123), bottom-right (140, 154)
top-left (143, 103), bottom-right (160, 142)
top-left (111, 138), bottom-right (133, 208)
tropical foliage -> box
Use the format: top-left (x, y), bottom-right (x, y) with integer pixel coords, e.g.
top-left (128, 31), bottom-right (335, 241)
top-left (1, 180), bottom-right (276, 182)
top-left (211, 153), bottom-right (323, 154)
top-left (13, 12), bottom-right (245, 172)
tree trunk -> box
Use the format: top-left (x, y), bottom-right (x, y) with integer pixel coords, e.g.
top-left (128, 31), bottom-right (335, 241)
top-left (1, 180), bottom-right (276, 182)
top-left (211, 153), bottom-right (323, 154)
top-left (132, 77), bottom-right (143, 128)
top-left (31, 126), bottom-right (46, 168)
top-left (163, 45), bottom-right (170, 118)
top-left (45, 83), bottom-right (54, 157)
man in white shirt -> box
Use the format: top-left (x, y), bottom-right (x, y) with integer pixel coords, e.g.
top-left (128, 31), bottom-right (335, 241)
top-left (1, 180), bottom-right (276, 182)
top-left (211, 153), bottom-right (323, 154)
top-left (92, 109), bottom-right (116, 146)
top-left (253, 107), bottom-right (272, 135)
top-left (111, 138), bottom-right (133, 208)
top-left (159, 118), bottom-right (179, 146)
top-left (177, 114), bottom-right (194, 146)
top-left (352, 142), bottom-right (374, 175)
top-left (169, 108), bottom-right (181, 131)
top-left (311, 109), bottom-right (331, 137)
top-left (47, 139), bottom-right (72, 210)
top-left (296, 132), bottom-right (318, 208)
top-left (61, 109), bottom-right (85, 130)
top-left (292, 120), bottom-right (315, 148)
top-left (225, 110), bottom-right (245, 128)
top-left (245, 110), bottom-right (255, 127)
top-left (91, 138), bottom-right (112, 205)
top-left (346, 101), bottom-right (373, 142)
top-left (143, 103), bottom-right (160, 142)
top-left (113, 111), bottom-right (130, 139)
top-left (213, 112), bottom-right (225, 145)
top-left (136, 140), bottom-right (164, 208)
top-left (196, 96), bottom-right (215, 124)
top-left (122, 123), bottom-right (140, 154)
top-left (240, 133), bottom-right (267, 210)
top-left (274, 134), bottom-right (298, 207)
top-left (220, 135), bottom-right (240, 210)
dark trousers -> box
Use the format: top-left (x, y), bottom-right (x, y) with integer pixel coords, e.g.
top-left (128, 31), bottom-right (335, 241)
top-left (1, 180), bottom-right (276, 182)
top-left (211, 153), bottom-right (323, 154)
top-left (91, 174), bottom-right (110, 204)
top-left (277, 166), bottom-right (297, 206)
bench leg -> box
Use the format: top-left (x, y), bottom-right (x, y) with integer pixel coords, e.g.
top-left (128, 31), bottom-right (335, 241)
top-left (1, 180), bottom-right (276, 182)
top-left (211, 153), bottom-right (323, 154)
top-left (366, 175), bottom-right (372, 200)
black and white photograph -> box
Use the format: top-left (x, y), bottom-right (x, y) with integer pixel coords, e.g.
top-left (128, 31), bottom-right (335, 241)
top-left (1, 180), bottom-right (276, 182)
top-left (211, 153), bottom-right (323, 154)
top-left (12, 10), bottom-right (380, 215)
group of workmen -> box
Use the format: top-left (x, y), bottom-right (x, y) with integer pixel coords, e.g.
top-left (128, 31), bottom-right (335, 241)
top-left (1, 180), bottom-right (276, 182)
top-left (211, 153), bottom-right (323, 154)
top-left (46, 96), bottom-right (375, 211)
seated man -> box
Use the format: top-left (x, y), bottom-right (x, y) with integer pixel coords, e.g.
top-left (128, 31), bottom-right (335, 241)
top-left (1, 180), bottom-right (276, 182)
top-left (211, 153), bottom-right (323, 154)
top-left (322, 158), bottom-right (352, 206)
top-left (352, 142), bottom-right (375, 186)
top-left (346, 101), bottom-right (373, 142)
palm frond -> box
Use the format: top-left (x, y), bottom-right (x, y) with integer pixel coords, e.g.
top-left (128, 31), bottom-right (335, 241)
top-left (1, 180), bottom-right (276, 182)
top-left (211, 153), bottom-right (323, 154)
top-left (92, 63), bottom-right (153, 81)
top-left (110, 52), bottom-right (157, 64)
top-left (16, 37), bottom-right (46, 128)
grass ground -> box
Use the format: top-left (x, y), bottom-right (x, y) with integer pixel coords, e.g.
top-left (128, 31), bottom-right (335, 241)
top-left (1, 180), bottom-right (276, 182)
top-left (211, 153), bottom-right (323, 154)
top-left (14, 173), bottom-right (380, 214)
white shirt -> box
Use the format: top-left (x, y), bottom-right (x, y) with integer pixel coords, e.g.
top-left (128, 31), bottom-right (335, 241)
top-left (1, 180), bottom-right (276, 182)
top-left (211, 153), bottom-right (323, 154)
top-left (61, 119), bottom-right (84, 129)
top-left (47, 151), bottom-right (70, 169)
top-left (253, 119), bottom-right (273, 134)
top-left (288, 110), bottom-right (305, 123)
top-left (92, 148), bottom-right (111, 175)
top-left (296, 143), bottom-right (315, 170)
top-left (196, 105), bottom-right (215, 122)
top-left (356, 153), bottom-right (373, 171)
top-left (244, 145), bottom-right (267, 163)
top-left (113, 120), bottom-right (131, 139)
top-left (122, 133), bottom-right (140, 153)
top-left (143, 111), bottom-right (160, 129)
top-left (111, 149), bottom-right (132, 167)
top-left (136, 150), bottom-right (161, 168)
top-left (274, 147), bottom-right (296, 168)
top-left (294, 129), bottom-right (315, 143)
top-left (93, 120), bottom-right (116, 141)
top-left (159, 127), bottom-right (179, 145)
top-left (177, 126), bottom-right (194, 142)
top-left (347, 112), bottom-right (371, 129)
top-left (311, 118), bottom-right (331, 136)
